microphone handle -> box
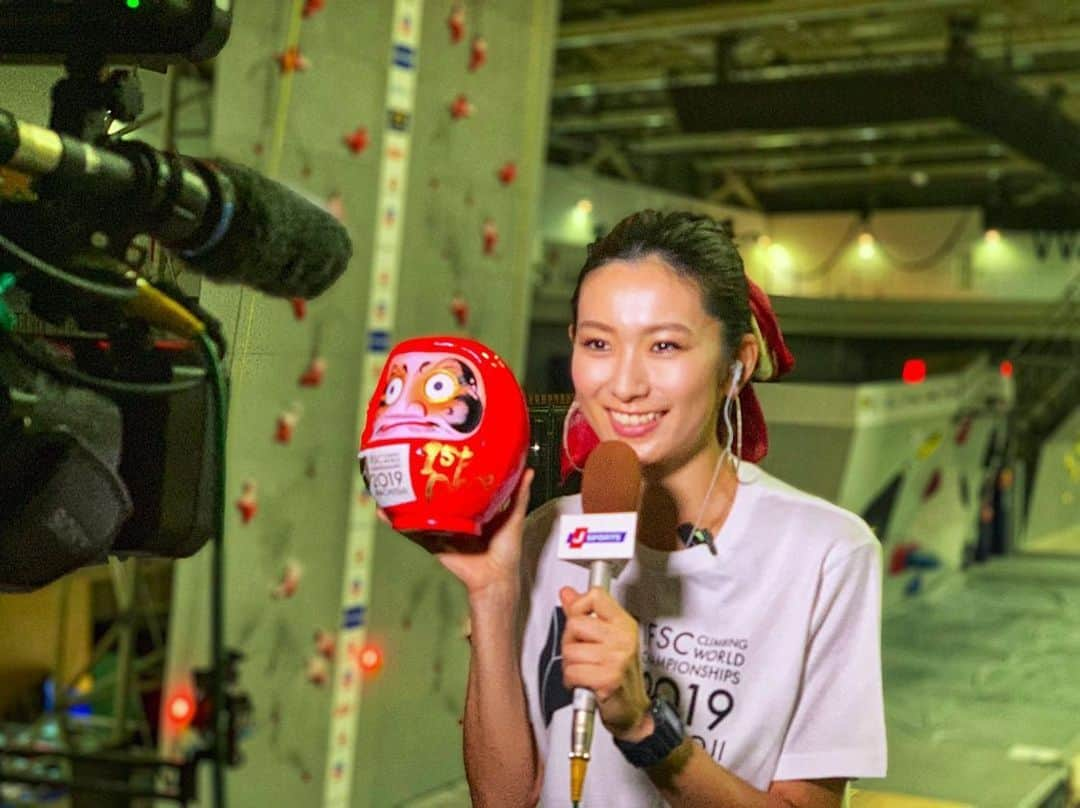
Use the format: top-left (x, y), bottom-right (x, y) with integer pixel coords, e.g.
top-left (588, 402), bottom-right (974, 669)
top-left (1, 109), bottom-right (136, 195)
top-left (0, 107), bottom-right (223, 249)
top-left (570, 560), bottom-right (613, 762)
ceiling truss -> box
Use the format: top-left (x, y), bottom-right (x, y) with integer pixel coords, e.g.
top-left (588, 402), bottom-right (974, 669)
top-left (550, 1), bottom-right (1080, 217)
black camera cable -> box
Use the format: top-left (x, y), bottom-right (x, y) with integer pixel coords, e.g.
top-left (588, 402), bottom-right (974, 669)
top-left (0, 229), bottom-right (231, 808)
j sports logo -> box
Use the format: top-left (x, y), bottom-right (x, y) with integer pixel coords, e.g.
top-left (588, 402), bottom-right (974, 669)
top-left (567, 526), bottom-right (627, 549)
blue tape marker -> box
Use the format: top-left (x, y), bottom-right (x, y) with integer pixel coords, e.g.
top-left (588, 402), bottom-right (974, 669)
top-left (392, 44), bottom-right (416, 69)
top-left (368, 330), bottom-right (392, 352)
top-left (343, 605), bottom-right (367, 629)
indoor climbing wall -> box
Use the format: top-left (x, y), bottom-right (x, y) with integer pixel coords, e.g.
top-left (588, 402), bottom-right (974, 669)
top-left (162, 1), bottom-right (557, 807)
top-left (758, 359), bottom-right (1014, 604)
top-left (1024, 406), bottom-right (1080, 553)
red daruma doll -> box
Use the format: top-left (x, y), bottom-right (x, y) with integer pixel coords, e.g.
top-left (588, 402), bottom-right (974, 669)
top-left (359, 336), bottom-right (529, 537)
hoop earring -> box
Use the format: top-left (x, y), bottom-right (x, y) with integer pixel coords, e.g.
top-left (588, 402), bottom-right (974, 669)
top-left (562, 400), bottom-right (584, 474)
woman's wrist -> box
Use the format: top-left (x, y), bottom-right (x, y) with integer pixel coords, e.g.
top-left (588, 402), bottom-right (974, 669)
top-left (611, 708), bottom-right (655, 744)
top-left (467, 578), bottom-right (520, 611)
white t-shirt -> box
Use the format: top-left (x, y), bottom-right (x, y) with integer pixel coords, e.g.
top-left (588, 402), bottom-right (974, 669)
top-left (519, 464), bottom-right (887, 807)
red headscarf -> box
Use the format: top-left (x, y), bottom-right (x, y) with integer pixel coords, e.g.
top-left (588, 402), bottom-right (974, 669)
top-left (560, 279), bottom-right (794, 481)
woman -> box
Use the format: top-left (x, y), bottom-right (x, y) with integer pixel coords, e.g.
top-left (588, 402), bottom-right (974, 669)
top-left (411, 210), bottom-right (886, 807)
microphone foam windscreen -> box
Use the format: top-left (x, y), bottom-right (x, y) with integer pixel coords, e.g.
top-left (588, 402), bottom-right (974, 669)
top-left (581, 440), bottom-right (641, 514)
top-left (197, 160), bottom-right (353, 299)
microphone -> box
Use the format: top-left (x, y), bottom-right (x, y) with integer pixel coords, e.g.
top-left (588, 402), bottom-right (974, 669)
top-left (0, 109), bottom-right (351, 299)
top-left (557, 440), bottom-right (641, 806)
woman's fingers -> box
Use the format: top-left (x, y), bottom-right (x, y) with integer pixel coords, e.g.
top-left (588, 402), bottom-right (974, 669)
top-left (561, 642), bottom-right (607, 666)
top-left (560, 586), bottom-right (625, 621)
top-left (512, 468), bottom-right (534, 517)
top-left (563, 614), bottom-right (608, 644)
top-left (483, 468), bottom-right (534, 546)
top-left (561, 663), bottom-right (621, 702)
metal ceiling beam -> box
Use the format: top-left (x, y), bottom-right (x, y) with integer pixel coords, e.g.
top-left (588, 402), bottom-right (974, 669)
top-left (754, 181), bottom-right (1024, 212)
top-left (553, 27), bottom-right (1080, 99)
top-left (550, 106), bottom-right (674, 134)
top-left (626, 119), bottom-right (965, 155)
top-left (670, 64), bottom-right (1080, 181)
top-left (554, 67), bottom-right (714, 99)
top-left (695, 138), bottom-right (1009, 173)
top-left (793, 23), bottom-right (1080, 62)
top-left (558, 0), bottom-right (982, 49)
top-left (673, 69), bottom-right (961, 130)
top-left (749, 158), bottom-right (1044, 191)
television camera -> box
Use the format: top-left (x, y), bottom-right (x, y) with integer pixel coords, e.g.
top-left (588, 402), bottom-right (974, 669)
top-left (0, 6), bottom-right (350, 804)
top-left (0, 0), bottom-right (237, 593)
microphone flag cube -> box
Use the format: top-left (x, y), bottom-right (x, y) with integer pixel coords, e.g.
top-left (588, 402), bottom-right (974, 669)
top-left (557, 511), bottom-right (637, 569)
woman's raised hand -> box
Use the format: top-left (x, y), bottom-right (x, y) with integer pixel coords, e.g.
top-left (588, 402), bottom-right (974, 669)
top-left (379, 468), bottom-right (534, 597)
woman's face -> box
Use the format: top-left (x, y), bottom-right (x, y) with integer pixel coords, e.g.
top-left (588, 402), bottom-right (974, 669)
top-left (571, 255), bottom-right (728, 470)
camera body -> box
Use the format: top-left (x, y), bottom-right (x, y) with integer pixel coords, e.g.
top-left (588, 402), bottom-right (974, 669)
top-left (0, 0), bottom-right (231, 65)
top-left (0, 337), bottom-right (221, 593)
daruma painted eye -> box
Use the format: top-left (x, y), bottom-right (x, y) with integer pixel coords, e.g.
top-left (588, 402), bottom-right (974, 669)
top-left (424, 371), bottom-right (457, 404)
top-left (384, 376), bottom-right (404, 404)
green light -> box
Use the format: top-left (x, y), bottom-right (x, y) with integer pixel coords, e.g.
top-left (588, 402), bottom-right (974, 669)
top-left (126, 0), bottom-right (141, 8)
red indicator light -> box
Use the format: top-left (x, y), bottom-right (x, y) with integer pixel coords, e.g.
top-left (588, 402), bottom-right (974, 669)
top-left (999, 360), bottom-right (1013, 378)
top-left (167, 692), bottom-right (195, 728)
top-left (358, 644), bottom-right (383, 674)
top-left (902, 359), bottom-right (926, 384)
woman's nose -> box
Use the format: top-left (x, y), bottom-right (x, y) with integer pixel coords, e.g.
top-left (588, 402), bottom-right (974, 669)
top-left (610, 350), bottom-right (649, 400)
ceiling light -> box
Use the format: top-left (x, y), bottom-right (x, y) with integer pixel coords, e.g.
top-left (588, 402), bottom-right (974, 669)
top-left (857, 230), bottom-right (875, 260)
top-left (767, 243), bottom-right (792, 272)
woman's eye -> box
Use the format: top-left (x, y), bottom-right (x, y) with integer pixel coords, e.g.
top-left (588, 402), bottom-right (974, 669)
top-left (424, 371), bottom-right (458, 403)
top-left (383, 376), bottom-right (404, 404)
top-left (582, 338), bottom-right (608, 350)
top-left (654, 341), bottom-right (681, 352)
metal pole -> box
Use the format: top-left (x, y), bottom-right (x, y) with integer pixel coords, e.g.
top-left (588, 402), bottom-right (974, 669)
top-left (109, 558), bottom-right (137, 746)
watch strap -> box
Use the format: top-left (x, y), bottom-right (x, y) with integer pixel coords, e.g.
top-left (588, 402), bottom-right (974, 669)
top-left (613, 697), bottom-right (686, 768)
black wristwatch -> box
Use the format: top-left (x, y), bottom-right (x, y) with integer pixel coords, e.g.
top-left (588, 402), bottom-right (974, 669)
top-left (613, 696), bottom-right (687, 768)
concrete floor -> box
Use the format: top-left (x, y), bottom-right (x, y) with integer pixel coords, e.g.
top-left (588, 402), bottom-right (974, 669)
top-left (864, 551), bottom-right (1080, 807)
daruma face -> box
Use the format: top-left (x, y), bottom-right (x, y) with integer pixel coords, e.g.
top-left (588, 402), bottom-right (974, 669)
top-left (359, 336), bottom-right (529, 537)
top-left (370, 352), bottom-right (484, 441)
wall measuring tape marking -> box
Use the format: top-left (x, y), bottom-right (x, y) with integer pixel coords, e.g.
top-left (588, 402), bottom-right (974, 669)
top-left (322, 2), bottom-right (423, 805)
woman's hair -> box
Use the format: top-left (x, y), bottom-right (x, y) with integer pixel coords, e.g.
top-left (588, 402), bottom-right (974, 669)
top-left (570, 210), bottom-right (751, 360)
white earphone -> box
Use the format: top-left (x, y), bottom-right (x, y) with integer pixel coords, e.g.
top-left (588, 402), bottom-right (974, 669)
top-left (727, 359), bottom-right (744, 399)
